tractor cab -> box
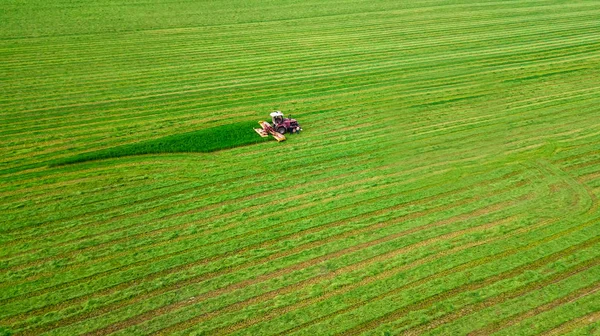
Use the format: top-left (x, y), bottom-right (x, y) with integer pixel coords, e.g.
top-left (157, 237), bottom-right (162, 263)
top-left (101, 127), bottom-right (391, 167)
top-left (269, 111), bottom-right (302, 134)
top-left (270, 111), bottom-right (284, 125)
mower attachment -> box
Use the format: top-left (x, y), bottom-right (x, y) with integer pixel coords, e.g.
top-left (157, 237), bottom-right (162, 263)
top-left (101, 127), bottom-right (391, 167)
top-left (255, 121), bottom-right (286, 142)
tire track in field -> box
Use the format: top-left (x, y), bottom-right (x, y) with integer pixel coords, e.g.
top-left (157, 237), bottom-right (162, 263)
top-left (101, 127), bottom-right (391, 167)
top-left (236, 243), bottom-right (597, 336)
top-left (1, 157), bottom-right (456, 292)
top-left (280, 213), bottom-right (599, 336)
top-left (1, 152), bottom-right (388, 272)
top-left (537, 160), bottom-right (599, 217)
top-left (542, 310), bottom-right (600, 336)
top-left (464, 282), bottom-right (600, 336)
top-left (83, 184), bottom-right (532, 336)
top-left (17, 170), bottom-right (525, 333)
top-left (337, 238), bottom-right (600, 336)
top-left (8, 166), bottom-right (509, 330)
top-left (208, 215), bottom-right (542, 336)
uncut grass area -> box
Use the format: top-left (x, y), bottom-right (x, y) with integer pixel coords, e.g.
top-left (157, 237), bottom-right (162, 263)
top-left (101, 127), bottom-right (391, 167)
top-left (51, 121), bottom-right (271, 166)
top-left (1, 0), bottom-right (600, 335)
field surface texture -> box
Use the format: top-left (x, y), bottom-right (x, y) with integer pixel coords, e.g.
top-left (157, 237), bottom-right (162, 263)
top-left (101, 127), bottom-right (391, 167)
top-left (1, 0), bottom-right (600, 335)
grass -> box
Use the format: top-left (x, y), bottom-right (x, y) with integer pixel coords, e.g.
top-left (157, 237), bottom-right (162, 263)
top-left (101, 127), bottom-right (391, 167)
top-left (1, 0), bottom-right (600, 335)
top-left (50, 121), bottom-right (271, 166)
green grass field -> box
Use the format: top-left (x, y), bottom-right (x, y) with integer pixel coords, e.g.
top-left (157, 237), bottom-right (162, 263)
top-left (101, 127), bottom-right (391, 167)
top-left (1, 0), bottom-right (600, 335)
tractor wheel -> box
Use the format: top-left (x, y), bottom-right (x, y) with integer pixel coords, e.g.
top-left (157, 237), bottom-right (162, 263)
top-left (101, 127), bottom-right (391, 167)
top-left (277, 127), bottom-right (286, 135)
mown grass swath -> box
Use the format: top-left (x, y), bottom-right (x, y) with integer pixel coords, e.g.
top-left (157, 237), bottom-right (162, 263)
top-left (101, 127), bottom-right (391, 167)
top-left (1, 0), bottom-right (600, 335)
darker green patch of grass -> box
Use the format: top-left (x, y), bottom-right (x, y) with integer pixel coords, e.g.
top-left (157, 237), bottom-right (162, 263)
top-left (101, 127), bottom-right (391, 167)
top-left (0, 326), bottom-right (13, 336)
top-left (51, 121), bottom-right (270, 166)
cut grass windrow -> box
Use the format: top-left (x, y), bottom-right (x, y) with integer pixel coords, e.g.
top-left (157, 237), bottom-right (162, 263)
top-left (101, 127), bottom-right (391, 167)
top-left (0, 149), bottom-right (398, 268)
top-left (0, 159), bottom-right (492, 299)
top-left (4, 167), bottom-right (525, 328)
top-left (3, 13), bottom-right (596, 112)
top-left (269, 214), bottom-right (599, 336)
top-left (544, 310), bottom-right (600, 336)
top-left (75, 161), bottom-right (584, 334)
top-left (2, 26), bottom-right (596, 152)
top-left (466, 282), bottom-right (600, 336)
top-left (204, 215), bottom-right (538, 336)
top-left (400, 251), bottom-right (600, 335)
top-left (4, 13), bottom-right (596, 115)
top-left (64, 197), bottom-right (536, 336)
top-left (103, 189), bottom-right (535, 335)
top-left (337, 235), bottom-right (600, 336)
top-left (347, 255), bottom-right (600, 336)
top-left (4, 42), bottom-right (597, 152)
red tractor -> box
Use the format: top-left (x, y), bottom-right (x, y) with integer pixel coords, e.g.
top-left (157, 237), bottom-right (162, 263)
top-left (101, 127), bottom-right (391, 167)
top-left (270, 111), bottom-right (302, 134)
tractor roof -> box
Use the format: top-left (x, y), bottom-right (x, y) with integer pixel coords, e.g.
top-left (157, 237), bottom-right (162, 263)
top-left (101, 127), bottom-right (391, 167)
top-left (270, 111), bottom-right (284, 117)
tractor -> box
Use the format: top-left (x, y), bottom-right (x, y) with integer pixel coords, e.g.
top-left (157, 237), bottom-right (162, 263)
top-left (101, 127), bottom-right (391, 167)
top-left (270, 111), bottom-right (302, 134)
